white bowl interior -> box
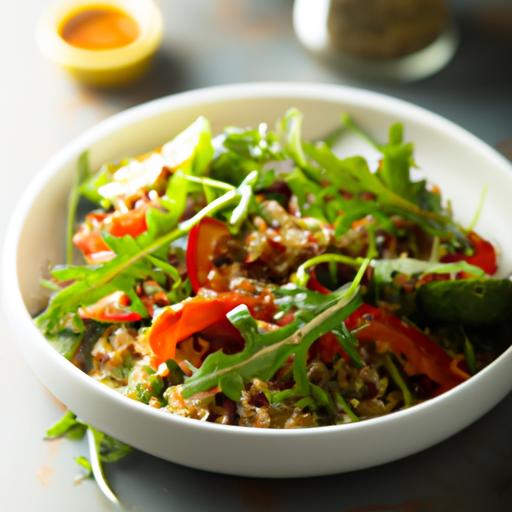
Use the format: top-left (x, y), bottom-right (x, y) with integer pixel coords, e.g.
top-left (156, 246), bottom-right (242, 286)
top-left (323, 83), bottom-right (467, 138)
top-left (7, 84), bottom-right (512, 477)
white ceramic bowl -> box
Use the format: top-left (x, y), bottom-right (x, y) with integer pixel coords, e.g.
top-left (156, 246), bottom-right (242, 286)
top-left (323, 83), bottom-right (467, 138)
top-left (4, 83), bottom-right (512, 478)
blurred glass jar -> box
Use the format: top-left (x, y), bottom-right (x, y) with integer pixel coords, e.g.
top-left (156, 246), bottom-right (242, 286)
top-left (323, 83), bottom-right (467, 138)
top-left (294, 0), bottom-right (458, 81)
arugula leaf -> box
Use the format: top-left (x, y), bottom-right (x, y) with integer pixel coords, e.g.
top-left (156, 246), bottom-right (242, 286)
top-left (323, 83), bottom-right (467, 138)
top-left (332, 198), bottom-right (395, 236)
top-left (378, 123), bottom-right (415, 199)
top-left (45, 328), bottom-right (84, 360)
top-left (79, 162), bottom-right (119, 207)
top-left (182, 262), bottom-right (369, 400)
top-left (139, 170), bottom-right (189, 245)
top-left (302, 142), bottom-right (367, 194)
top-left (210, 123), bottom-right (283, 186)
top-left (274, 284), bottom-right (338, 315)
top-left (372, 258), bottom-right (485, 284)
top-left (302, 116), bottom-right (469, 248)
top-left (284, 167), bottom-right (326, 220)
top-left (91, 428), bottom-right (132, 463)
top-left (334, 391), bottom-right (359, 422)
top-left (332, 324), bottom-right (363, 368)
top-left (229, 171), bottom-right (258, 232)
top-left (294, 253), bottom-right (365, 287)
top-left (383, 353), bottom-right (413, 408)
top-left (278, 109), bottom-right (308, 169)
top-left (74, 455), bottom-right (93, 480)
top-left (221, 124), bottom-right (281, 162)
top-left (278, 109), bottom-right (323, 182)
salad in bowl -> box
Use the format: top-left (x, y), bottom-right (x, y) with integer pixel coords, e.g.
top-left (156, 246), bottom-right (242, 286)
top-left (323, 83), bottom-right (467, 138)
top-left (6, 83), bottom-right (512, 480)
top-left (35, 108), bottom-right (510, 430)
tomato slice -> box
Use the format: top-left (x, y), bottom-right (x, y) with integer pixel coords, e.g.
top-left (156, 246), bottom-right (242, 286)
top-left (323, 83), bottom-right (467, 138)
top-left (79, 291), bottom-right (143, 323)
top-left (109, 205), bottom-right (148, 238)
top-left (346, 304), bottom-right (464, 392)
top-left (73, 213), bottom-right (113, 261)
top-left (186, 217), bottom-right (230, 293)
top-left (74, 206), bottom-right (149, 262)
top-left (149, 292), bottom-right (275, 364)
top-left (441, 231), bottom-right (497, 275)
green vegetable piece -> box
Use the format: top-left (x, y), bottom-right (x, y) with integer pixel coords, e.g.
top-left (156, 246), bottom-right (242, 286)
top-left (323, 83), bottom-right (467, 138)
top-left (79, 162), bottom-right (118, 206)
top-left (93, 429), bottom-right (133, 464)
top-left (166, 359), bottom-right (185, 385)
top-left (373, 258), bottom-right (485, 284)
top-left (86, 428), bottom-right (124, 507)
top-left (334, 391), bottom-right (359, 422)
top-left (45, 411), bottom-right (87, 440)
top-left (464, 336), bottom-right (477, 375)
top-left (74, 455), bottom-right (93, 479)
top-left (310, 383), bottom-right (332, 409)
top-left (417, 278), bottom-right (512, 325)
top-left (45, 328), bottom-right (84, 361)
top-left (383, 354), bottom-right (413, 408)
top-left (294, 253), bottom-right (365, 288)
top-left (332, 324), bottom-right (363, 368)
top-left (219, 373), bottom-right (245, 401)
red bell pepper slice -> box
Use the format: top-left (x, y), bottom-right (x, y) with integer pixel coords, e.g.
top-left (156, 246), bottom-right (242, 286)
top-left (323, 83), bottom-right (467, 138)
top-left (311, 332), bottom-right (350, 365)
top-left (186, 217), bottom-right (230, 293)
top-left (79, 291), bottom-right (143, 323)
top-left (345, 304), bottom-right (464, 393)
top-left (307, 268), bottom-right (332, 295)
top-left (441, 231), bottom-right (497, 275)
top-left (149, 292), bottom-right (275, 363)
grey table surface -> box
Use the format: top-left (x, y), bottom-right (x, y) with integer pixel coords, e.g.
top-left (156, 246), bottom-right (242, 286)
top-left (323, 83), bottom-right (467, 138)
top-left (1, 1), bottom-right (511, 511)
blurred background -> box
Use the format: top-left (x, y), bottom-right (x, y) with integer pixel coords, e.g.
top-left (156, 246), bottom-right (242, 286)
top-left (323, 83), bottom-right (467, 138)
top-left (1, 1), bottom-right (511, 511)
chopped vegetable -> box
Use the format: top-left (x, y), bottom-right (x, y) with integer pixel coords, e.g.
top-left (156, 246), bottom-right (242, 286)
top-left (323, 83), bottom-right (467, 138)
top-left (417, 278), bottom-right (512, 325)
top-left (186, 217), bottom-right (230, 292)
top-left (345, 304), bottom-right (464, 393)
top-left (149, 291), bottom-right (276, 363)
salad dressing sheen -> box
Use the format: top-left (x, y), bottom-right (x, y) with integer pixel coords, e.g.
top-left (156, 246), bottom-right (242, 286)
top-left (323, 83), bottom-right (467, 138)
top-left (59, 5), bottom-right (139, 50)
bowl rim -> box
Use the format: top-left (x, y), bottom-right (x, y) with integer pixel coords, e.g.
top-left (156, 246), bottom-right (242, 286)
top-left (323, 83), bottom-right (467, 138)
top-left (4, 81), bottom-right (512, 440)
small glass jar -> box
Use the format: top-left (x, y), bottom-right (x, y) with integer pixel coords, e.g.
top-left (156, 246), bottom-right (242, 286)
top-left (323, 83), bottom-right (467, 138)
top-left (294, 0), bottom-right (458, 81)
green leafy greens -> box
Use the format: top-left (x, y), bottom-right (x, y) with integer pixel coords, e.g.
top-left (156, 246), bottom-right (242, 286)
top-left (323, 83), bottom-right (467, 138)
top-left (44, 411), bottom-right (132, 506)
top-left (36, 172), bottom-right (257, 340)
